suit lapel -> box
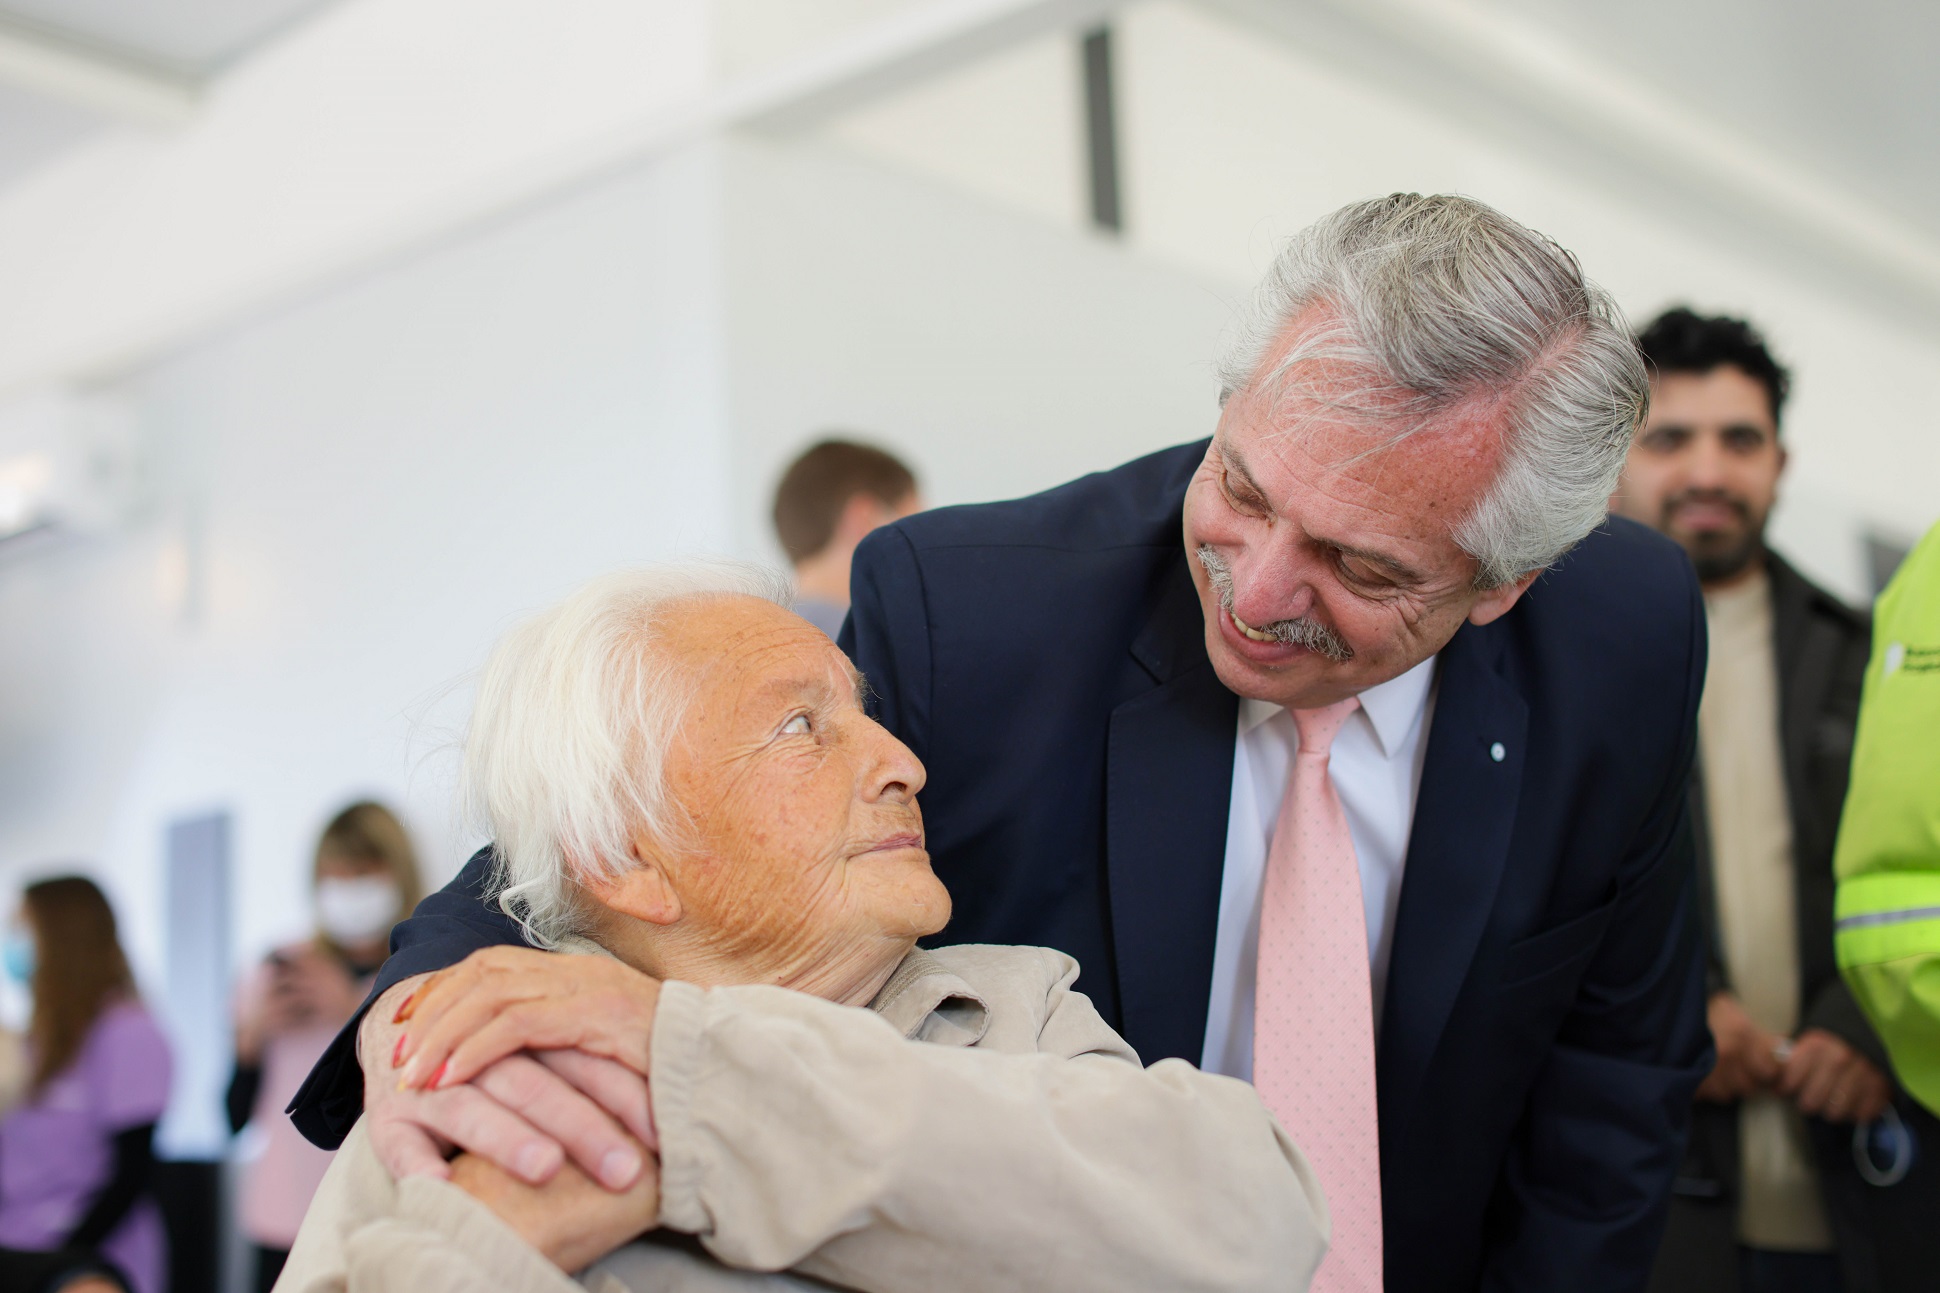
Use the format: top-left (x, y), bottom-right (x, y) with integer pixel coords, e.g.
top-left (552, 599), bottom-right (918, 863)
top-left (1379, 618), bottom-right (1528, 1115)
top-left (1105, 554), bottom-right (1238, 1064)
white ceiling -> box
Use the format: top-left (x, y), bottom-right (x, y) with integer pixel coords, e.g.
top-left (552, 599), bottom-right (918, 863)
top-left (0, 0), bottom-right (336, 186)
top-left (0, 0), bottom-right (1929, 252)
top-left (0, 0), bottom-right (336, 75)
top-left (1482, 0), bottom-right (1940, 245)
top-left (0, 79), bottom-right (97, 180)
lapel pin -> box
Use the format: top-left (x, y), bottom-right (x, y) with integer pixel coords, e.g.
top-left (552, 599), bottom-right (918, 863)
top-left (1489, 742), bottom-right (1506, 763)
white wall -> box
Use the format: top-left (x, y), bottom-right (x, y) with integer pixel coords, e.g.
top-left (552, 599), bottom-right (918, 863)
top-left (721, 132), bottom-right (1231, 558)
top-left (0, 142), bottom-right (734, 999)
top-left (0, 0), bottom-right (712, 395)
top-left (824, 31), bottom-right (1087, 233)
top-left (713, 0), bottom-right (920, 78)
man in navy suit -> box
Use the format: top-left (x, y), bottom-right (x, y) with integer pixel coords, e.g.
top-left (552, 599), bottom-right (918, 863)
top-left (293, 195), bottom-right (1711, 1290)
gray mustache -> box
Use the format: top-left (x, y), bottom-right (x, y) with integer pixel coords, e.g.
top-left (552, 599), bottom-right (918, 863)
top-left (1196, 545), bottom-right (1355, 662)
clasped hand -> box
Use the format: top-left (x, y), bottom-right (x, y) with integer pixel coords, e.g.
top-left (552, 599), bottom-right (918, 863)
top-left (357, 949), bottom-right (666, 1267)
top-left (1697, 990), bottom-right (1892, 1124)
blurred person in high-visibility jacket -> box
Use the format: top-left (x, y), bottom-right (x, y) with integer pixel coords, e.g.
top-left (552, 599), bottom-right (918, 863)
top-left (1836, 520), bottom-right (1940, 1116)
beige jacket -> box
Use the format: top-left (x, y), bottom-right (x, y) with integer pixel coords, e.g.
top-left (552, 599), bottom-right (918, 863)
top-left (278, 944), bottom-right (1326, 1292)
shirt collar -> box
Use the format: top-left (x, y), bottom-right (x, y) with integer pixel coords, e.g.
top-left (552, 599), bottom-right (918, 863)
top-left (1238, 651), bottom-right (1439, 760)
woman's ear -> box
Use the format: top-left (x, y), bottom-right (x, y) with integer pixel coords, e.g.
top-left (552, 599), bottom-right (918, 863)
top-left (582, 836), bottom-right (684, 927)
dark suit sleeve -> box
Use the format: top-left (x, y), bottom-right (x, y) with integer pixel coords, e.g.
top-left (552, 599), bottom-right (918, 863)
top-left (842, 524), bottom-right (934, 761)
top-left (1482, 579), bottom-right (1715, 1292)
top-left (287, 848), bottom-right (525, 1149)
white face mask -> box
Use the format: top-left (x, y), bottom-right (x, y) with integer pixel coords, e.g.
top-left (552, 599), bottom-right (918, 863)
top-left (315, 875), bottom-right (401, 945)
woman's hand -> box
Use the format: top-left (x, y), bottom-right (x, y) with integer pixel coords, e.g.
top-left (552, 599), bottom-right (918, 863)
top-left (450, 1139), bottom-right (661, 1272)
top-left (360, 979), bottom-right (653, 1193)
top-left (393, 947), bottom-right (662, 1115)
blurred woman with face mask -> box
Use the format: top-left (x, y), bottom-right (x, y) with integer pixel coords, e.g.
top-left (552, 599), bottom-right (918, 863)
top-left (0, 876), bottom-right (172, 1293)
top-left (229, 802), bottom-right (421, 1293)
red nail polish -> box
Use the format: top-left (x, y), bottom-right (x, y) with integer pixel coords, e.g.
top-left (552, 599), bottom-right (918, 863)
top-left (392, 1035), bottom-right (407, 1068)
top-left (392, 992), bottom-right (416, 1024)
top-left (429, 1060), bottom-right (448, 1089)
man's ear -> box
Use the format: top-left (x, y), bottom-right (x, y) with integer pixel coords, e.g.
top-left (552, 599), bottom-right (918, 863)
top-left (582, 837), bottom-right (684, 927)
top-left (1467, 568), bottom-right (1542, 628)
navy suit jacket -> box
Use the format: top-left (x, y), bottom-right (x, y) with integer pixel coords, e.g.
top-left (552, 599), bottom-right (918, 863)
top-left (293, 440), bottom-right (1711, 1292)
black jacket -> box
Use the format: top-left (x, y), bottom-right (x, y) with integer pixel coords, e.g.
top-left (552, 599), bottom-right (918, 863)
top-left (1649, 549), bottom-right (1940, 1293)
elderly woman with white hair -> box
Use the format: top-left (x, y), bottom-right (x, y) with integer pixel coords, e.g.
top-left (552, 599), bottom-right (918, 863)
top-left (277, 563), bottom-right (1325, 1293)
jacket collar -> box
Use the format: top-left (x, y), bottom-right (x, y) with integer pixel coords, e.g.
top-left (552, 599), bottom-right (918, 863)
top-left (867, 947), bottom-right (990, 1046)
top-left (1109, 541), bottom-right (1242, 1062)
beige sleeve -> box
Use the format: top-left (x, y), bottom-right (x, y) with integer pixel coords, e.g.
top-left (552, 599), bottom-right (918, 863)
top-left (273, 1123), bottom-right (582, 1293)
top-left (649, 967), bottom-right (1327, 1293)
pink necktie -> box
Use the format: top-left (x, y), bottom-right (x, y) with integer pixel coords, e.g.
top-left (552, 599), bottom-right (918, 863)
top-left (1254, 697), bottom-right (1383, 1291)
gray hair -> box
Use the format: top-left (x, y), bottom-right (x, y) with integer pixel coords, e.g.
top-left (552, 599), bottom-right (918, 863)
top-left (1216, 194), bottom-right (1647, 588)
top-left (462, 560), bottom-right (795, 947)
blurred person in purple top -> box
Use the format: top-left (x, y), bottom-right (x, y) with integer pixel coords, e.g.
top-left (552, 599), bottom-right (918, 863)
top-left (228, 802), bottom-right (422, 1293)
top-left (0, 876), bottom-right (172, 1293)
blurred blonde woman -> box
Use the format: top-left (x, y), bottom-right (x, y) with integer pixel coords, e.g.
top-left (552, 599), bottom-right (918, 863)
top-left (230, 803), bottom-right (422, 1293)
top-left (0, 876), bottom-right (172, 1293)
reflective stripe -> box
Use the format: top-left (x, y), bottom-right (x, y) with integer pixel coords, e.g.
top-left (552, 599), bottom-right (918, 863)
top-left (1838, 911), bottom-right (1940, 969)
top-left (1837, 875), bottom-right (1940, 966)
top-left (1837, 871), bottom-right (1940, 923)
top-left (1838, 906), bottom-right (1940, 932)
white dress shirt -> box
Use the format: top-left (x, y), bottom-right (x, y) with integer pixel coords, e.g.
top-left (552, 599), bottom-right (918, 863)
top-left (1200, 655), bottom-right (1439, 1080)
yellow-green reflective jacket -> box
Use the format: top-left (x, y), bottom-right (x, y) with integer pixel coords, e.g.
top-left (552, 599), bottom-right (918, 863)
top-left (1835, 518), bottom-right (1940, 1115)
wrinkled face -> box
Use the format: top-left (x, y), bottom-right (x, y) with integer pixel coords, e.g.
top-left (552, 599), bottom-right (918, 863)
top-left (641, 596), bottom-right (948, 991)
top-left (1611, 366), bottom-right (1783, 585)
top-left (1182, 315), bottom-right (1536, 709)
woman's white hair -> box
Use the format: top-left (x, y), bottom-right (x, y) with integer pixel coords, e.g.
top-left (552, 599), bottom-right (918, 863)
top-left (1216, 193), bottom-right (1648, 588)
top-left (462, 560), bottom-right (795, 947)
